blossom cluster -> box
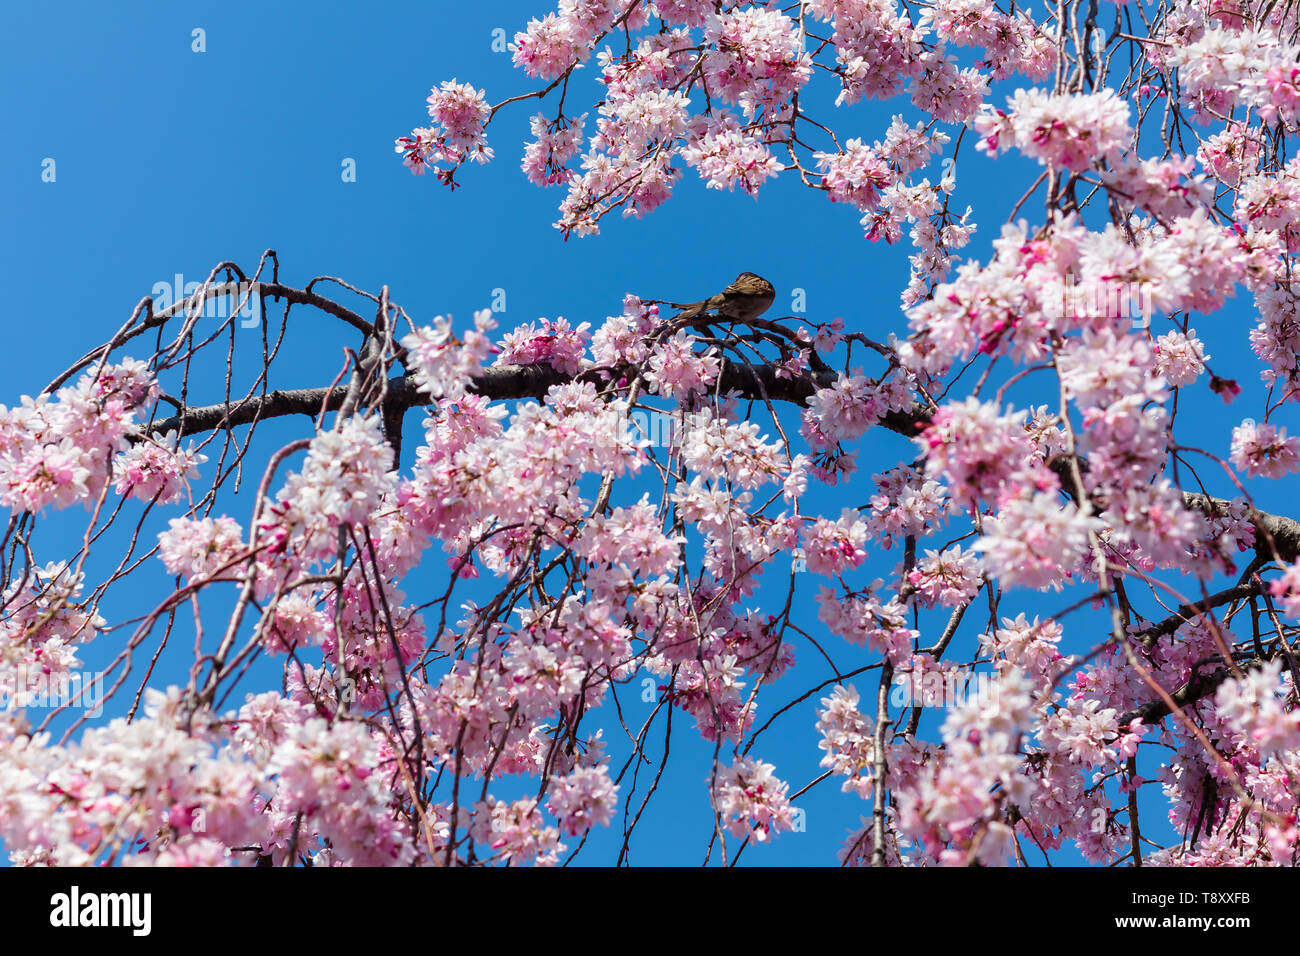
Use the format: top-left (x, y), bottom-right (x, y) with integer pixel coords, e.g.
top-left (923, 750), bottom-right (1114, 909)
top-left (0, 361), bottom-right (203, 514)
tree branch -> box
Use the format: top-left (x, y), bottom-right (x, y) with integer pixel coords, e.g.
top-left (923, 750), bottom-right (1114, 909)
top-left (146, 361), bottom-right (931, 441)
top-left (1183, 492), bottom-right (1300, 565)
top-left (1136, 582), bottom-right (1261, 649)
top-left (45, 280), bottom-right (376, 397)
top-left (1118, 664), bottom-right (1234, 729)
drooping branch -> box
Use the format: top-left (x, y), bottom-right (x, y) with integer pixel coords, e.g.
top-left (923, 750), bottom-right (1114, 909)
top-left (45, 278), bottom-right (378, 397)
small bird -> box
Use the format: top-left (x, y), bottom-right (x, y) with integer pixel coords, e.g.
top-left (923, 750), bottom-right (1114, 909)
top-left (672, 272), bottom-right (776, 324)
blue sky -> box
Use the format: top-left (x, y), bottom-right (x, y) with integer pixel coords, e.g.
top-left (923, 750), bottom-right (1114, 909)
top-left (1, 0), bottom-right (1288, 866)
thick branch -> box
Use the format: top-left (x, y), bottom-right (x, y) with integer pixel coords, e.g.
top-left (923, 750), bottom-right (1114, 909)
top-left (1118, 665), bottom-right (1233, 729)
top-left (1183, 492), bottom-right (1300, 565)
top-left (147, 362), bottom-right (931, 440)
top-left (1137, 582), bottom-right (1261, 649)
top-left (147, 366), bottom-right (561, 438)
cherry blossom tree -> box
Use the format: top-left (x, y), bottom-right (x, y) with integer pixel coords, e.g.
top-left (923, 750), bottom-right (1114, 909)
top-left (4, 0), bottom-right (1300, 866)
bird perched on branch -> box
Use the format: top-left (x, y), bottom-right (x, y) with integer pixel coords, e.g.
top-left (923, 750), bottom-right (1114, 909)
top-left (672, 272), bottom-right (776, 324)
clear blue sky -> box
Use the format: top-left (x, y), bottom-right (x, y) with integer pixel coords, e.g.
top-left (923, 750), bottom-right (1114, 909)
top-left (1, 0), bottom-right (1285, 866)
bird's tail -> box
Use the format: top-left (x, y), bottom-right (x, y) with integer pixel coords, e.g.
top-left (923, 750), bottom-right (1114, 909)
top-left (671, 299), bottom-right (708, 322)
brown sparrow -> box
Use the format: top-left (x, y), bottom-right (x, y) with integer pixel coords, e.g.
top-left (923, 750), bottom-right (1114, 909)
top-left (673, 272), bottom-right (776, 323)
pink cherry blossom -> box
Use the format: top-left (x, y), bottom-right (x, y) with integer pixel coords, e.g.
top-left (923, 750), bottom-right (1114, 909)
top-left (711, 756), bottom-right (796, 842)
top-left (1230, 420), bottom-right (1300, 478)
top-left (157, 515), bottom-right (246, 580)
